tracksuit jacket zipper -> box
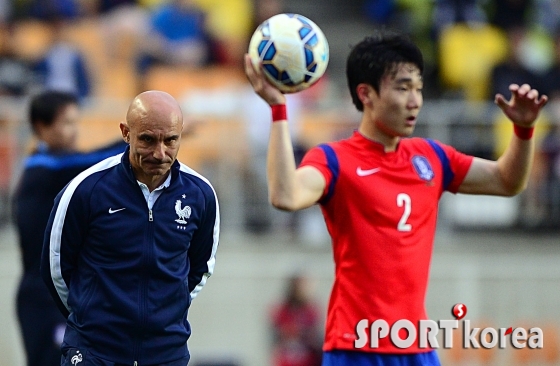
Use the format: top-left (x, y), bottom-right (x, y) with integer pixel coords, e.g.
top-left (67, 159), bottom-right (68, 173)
top-left (133, 206), bottom-right (156, 364)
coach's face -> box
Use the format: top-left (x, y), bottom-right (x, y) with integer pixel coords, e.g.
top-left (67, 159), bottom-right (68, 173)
top-left (120, 91), bottom-right (183, 190)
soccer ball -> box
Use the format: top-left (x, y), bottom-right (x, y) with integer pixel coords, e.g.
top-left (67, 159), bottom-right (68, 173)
top-left (248, 13), bottom-right (329, 94)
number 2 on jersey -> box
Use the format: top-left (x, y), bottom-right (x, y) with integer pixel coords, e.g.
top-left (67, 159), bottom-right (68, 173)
top-left (396, 193), bottom-right (412, 232)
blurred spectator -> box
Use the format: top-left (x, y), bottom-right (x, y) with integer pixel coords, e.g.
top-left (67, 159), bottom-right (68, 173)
top-left (539, 128), bottom-right (560, 223)
top-left (270, 274), bottom-right (322, 366)
top-left (192, 0), bottom-right (252, 65)
top-left (488, 0), bottom-right (533, 31)
top-left (432, 0), bottom-right (487, 37)
top-left (136, 0), bottom-right (217, 80)
top-left (249, 0), bottom-right (283, 33)
top-left (95, 0), bottom-right (138, 13)
top-left (33, 18), bottom-right (92, 102)
top-left (535, 0), bottom-right (560, 35)
top-left (0, 0), bottom-right (11, 22)
top-left (12, 90), bottom-right (126, 366)
top-left (541, 26), bottom-right (560, 100)
top-left (363, 0), bottom-right (396, 25)
top-left (12, 0), bottom-right (80, 20)
top-left (490, 26), bottom-right (541, 99)
top-left (97, 0), bottom-right (149, 65)
top-left (533, 99), bottom-right (560, 226)
top-left (0, 23), bottom-right (36, 96)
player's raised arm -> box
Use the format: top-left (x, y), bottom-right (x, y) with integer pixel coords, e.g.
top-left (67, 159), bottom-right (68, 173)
top-left (458, 83), bottom-right (548, 196)
top-left (244, 54), bottom-right (326, 211)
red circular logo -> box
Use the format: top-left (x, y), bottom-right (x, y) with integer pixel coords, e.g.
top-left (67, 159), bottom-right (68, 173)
top-left (452, 303), bottom-right (467, 320)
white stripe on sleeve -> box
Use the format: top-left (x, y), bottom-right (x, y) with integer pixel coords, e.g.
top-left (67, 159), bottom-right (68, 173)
top-left (179, 163), bottom-right (220, 299)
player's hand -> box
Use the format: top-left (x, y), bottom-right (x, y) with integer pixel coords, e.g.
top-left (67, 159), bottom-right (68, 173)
top-left (244, 53), bottom-right (286, 106)
top-left (495, 83), bottom-right (548, 127)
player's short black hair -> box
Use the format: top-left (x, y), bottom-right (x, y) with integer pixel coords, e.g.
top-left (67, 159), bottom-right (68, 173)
top-left (29, 90), bottom-right (78, 131)
top-left (346, 30), bottom-right (424, 111)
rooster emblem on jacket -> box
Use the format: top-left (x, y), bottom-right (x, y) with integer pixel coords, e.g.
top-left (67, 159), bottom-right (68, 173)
top-left (175, 200), bottom-right (191, 224)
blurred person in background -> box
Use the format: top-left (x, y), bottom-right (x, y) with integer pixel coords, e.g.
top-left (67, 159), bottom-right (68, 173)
top-left (135, 0), bottom-right (218, 84)
top-left (40, 90), bottom-right (219, 366)
top-left (94, 0), bottom-right (149, 64)
top-left (490, 26), bottom-right (542, 100)
top-left (538, 125), bottom-right (560, 224)
top-left (533, 98), bottom-right (560, 226)
top-left (180, 0), bottom-right (252, 66)
top-left (488, 0), bottom-right (533, 32)
top-left (0, 22), bottom-right (36, 97)
top-left (541, 25), bottom-right (560, 100)
top-left (12, 90), bottom-right (127, 366)
top-left (0, 0), bottom-right (10, 22)
top-left (270, 274), bottom-right (322, 366)
top-left (245, 30), bottom-right (547, 365)
top-left (534, 0), bottom-right (560, 35)
top-left (11, 0), bottom-right (80, 20)
top-left (431, 0), bottom-right (487, 37)
top-left (33, 17), bottom-right (92, 102)
top-left (515, 25), bottom-right (560, 227)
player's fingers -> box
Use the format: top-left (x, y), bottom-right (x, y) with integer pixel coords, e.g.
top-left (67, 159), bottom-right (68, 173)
top-left (243, 54), bottom-right (254, 77)
top-left (517, 83), bottom-right (531, 97)
top-left (508, 84), bottom-right (520, 94)
top-left (244, 55), bottom-right (263, 89)
top-left (244, 54), bottom-right (257, 76)
top-left (527, 89), bottom-right (538, 100)
top-left (537, 94), bottom-right (549, 108)
top-left (495, 94), bottom-right (509, 109)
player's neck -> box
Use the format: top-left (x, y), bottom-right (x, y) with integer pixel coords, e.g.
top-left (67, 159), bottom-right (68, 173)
top-left (358, 124), bottom-right (400, 152)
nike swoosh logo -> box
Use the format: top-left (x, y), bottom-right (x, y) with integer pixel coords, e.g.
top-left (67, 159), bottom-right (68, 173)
top-left (108, 208), bottom-right (126, 214)
top-left (356, 167), bottom-right (381, 176)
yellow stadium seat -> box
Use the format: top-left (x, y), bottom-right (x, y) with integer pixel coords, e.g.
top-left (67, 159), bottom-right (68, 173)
top-left (439, 24), bottom-right (509, 101)
top-left (143, 66), bottom-right (246, 99)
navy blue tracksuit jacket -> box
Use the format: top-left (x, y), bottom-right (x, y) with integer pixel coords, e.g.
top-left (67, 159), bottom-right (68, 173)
top-left (41, 149), bottom-right (220, 365)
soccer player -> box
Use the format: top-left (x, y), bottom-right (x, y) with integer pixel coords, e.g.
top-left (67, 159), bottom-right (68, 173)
top-left (244, 31), bottom-right (548, 365)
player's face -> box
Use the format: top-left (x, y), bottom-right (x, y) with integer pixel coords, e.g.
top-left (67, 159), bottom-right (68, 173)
top-left (125, 115), bottom-right (183, 182)
top-left (37, 103), bottom-right (79, 151)
top-left (371, 63), bottom-right (423, 138)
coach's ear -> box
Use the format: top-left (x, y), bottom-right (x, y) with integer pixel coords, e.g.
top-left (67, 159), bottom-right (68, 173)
top-left (119, 121), bottom-right (130, 143)
top-left (357, 83), bottom-right (376, 108)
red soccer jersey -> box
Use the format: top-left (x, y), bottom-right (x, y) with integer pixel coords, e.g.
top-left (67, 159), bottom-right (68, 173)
top-left (299, 131), bottom-right (473, 354)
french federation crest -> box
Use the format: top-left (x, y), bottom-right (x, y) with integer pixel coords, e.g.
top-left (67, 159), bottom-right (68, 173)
top-left (412, 155), bottom-right (434, 181)
top-left (175, 200), bottom-right (191, 224)
top-left (69, 349), bottom-right (83, 365)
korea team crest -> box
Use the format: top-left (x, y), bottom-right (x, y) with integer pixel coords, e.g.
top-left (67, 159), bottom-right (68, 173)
top-left (175, 199), bottom-right (191, 224)
top-left (411, 155), bottom-right (434, 181)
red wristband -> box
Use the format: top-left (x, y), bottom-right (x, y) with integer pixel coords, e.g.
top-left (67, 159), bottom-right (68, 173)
top-left (513, 124), bottom-right (534, 140)
top-left (271, 104), bottom-right (287, 122)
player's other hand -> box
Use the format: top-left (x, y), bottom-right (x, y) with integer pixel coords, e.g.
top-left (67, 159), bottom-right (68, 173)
top-left (244, 54), bottom-right (286, 106)
top-left (495, 83), bottom-right (548, 128)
